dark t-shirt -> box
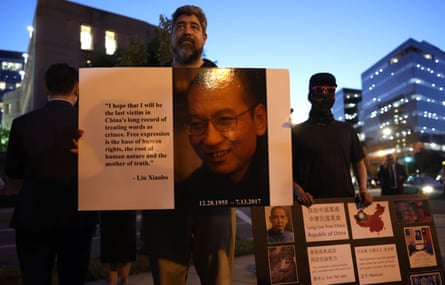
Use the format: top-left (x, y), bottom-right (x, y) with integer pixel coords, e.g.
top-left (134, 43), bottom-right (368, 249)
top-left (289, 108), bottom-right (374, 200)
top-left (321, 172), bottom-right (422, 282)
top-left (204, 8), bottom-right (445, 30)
top-left (292, 120), bottom-right (365, 198)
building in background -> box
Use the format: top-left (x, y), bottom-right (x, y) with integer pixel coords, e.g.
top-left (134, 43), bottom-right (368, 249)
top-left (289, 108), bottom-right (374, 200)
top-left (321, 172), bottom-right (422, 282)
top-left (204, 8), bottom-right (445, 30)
top-left (332, 87), bottom-right (363, 137)
top-left (0, 50), bottom-right (25, 123)
top-left (2, 0), bottom-right (156, 129)
top-left (360, 38), bottom-right (445, 173)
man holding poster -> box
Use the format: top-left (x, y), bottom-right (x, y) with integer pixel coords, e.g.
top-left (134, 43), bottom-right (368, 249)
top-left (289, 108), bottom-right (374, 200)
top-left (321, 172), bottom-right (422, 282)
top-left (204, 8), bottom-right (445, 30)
top-left (142, 6), bottom-right (238, 285)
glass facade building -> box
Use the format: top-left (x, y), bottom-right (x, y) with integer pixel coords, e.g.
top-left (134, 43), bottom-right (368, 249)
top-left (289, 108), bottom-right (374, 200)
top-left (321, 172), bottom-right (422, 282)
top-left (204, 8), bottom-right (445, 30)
top-left (0, 50), bottom-right (25, 122)
top-left (332, 88), bottom-right (362, 129)
top-left (0, 51), bottom-right (25, 99)
top-left (360, 38), bottom-right (445, 158)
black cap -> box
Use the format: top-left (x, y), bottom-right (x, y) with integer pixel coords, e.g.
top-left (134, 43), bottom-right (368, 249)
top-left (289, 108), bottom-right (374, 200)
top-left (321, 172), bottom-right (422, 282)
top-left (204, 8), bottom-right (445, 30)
top-left (309, 73), bottom-right (337, 90)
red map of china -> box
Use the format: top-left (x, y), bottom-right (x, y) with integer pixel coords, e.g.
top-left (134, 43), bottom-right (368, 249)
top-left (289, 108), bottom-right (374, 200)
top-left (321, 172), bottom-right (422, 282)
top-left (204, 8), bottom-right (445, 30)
top-left (355, 203), bottom-right (385, 232)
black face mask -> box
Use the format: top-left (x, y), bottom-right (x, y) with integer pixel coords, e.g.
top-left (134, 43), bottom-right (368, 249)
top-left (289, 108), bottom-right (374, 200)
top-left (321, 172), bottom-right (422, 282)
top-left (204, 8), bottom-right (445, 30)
top-left (309, 93), bottom-right (335, 113)
top-left (308, 93), bottom-right (335, 123)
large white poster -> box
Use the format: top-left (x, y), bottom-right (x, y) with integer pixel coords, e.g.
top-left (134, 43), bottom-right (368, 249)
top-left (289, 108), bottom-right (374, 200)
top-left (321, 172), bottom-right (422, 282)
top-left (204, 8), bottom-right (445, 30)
top-left (78, 67), bottom-right (292, 210)
top-left (78, 68), bottom-right (174, 210)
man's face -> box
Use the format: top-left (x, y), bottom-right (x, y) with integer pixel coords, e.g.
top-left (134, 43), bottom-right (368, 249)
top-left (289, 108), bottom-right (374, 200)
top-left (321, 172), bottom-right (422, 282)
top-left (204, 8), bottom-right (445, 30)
top-left (386, 155), bottom-right (395, 165)
top-left (270, 208), bottom-right (288, 232)
top-left (186, 78), bottom-right (267, 182)
top-left (171, 14), bottom-right (207, 65)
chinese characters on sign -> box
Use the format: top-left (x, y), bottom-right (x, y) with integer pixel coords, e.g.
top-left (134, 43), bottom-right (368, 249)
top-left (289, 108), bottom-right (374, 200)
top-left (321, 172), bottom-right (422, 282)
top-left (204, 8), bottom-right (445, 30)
top-left (251, 196), bottom-right (444, 284)
top-left (302, 203), bottom-right (349, 242)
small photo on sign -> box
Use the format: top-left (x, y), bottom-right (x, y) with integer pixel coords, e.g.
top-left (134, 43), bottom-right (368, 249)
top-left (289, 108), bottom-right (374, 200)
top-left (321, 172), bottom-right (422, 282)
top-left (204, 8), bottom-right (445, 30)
top-left (409, 271), bottom-right (442, 285)
top-left (404, 226), bottom-right (438, 268)
top-left (264, 206), bottom-right (295, 244)
top-left (267, 245), bottom-right (298, 284)
top-left (394, 199), bottom-right (433, 223)
top-left (347, 201), bottom-right (394, 239)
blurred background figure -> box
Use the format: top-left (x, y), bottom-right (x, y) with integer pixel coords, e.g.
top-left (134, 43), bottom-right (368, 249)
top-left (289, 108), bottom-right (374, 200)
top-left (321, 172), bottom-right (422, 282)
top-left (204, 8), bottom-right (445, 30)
top-left (378, 154), bottom-right (407, 195)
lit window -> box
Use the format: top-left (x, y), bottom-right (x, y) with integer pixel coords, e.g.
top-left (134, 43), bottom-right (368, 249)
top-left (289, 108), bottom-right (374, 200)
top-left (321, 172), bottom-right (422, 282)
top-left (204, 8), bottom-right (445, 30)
top-left (0, 81), bottom-right (5, 90)
top-left (423, 53), bottom-right (432, 60)
top-left (81, 25), bottom-right (93, 50)
top-left (4, 103), bottom-right (10, 115)
top-left (105, 30), bottom-right (117, 55)
top-left (1, 61), bottom-right (23, 71)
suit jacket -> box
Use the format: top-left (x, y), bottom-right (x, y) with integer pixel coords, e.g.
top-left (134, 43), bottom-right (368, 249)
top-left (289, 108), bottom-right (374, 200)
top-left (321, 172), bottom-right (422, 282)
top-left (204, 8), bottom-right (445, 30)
top-left (5, 100), bottom-right (96, 231)
top-left (378, 163), bottom-right (407, 195)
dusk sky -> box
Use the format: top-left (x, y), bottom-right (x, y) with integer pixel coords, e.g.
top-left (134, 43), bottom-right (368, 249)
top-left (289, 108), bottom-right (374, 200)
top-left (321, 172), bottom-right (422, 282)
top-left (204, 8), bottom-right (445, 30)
top-left (1, 0), bottom-right (444, 122)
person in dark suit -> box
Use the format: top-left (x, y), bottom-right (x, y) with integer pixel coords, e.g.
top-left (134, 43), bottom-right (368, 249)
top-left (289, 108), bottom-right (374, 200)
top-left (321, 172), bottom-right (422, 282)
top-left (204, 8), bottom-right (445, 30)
top-left (5, 63), bottom-right (97, 285)
top-left (378, 154), bottom-right (407, 195)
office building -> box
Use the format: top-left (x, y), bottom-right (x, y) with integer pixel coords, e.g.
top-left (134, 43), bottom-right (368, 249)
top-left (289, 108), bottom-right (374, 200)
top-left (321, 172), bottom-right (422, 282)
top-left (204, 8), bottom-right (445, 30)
top-left (360, 38), bottom-right (445, 164)
top-left (0, 50), bottom-right (25, 122)
top-left (2, 0), bottom-right (157, 129)
top-left (332, 88), bottom-right (363, 132)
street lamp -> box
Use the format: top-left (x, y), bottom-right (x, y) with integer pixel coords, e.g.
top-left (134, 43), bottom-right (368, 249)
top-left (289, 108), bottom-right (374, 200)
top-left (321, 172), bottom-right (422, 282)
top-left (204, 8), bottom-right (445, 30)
top-left (27, 26), bottom-right (34, 38)
top-left (382, 127), bottom-right (393, 140)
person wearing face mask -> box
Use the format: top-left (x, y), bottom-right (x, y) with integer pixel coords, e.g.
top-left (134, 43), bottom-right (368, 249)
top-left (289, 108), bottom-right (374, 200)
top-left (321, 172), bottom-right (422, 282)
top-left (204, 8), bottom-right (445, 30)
top-left (291, 72), bottom-right (373, 207)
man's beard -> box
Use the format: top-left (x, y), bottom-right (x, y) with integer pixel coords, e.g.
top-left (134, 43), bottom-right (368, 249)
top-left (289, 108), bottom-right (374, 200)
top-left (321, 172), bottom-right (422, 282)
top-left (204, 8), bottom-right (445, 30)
top-left (172, 41), bottom-right (203, 65)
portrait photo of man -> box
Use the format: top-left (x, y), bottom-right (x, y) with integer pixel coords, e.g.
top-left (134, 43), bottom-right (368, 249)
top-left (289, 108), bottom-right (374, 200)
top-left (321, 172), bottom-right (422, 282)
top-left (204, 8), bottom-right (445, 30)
top-left (173, 68), bottom-right (269, 208)
top-left (265, 206), bottom-right (295, 243)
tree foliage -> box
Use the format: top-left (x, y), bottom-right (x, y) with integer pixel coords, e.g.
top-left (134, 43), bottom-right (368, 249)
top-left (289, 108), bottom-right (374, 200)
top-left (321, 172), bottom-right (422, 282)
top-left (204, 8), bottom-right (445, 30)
top-left (157, 14), bottom-right (173, 65)
top-left (0, 127), bottom-right (10, 152)
top-left (413, 149), bottom-right (445, 176)
top-left (117, 39), bottom-right (150, 66)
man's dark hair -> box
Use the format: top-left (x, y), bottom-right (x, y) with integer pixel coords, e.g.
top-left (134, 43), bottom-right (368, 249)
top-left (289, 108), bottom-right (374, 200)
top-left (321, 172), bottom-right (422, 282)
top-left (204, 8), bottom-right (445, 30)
top-left (172, 5), bottom-right (208, 33)
top-left (45, 63), bottom-right (78, 95)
